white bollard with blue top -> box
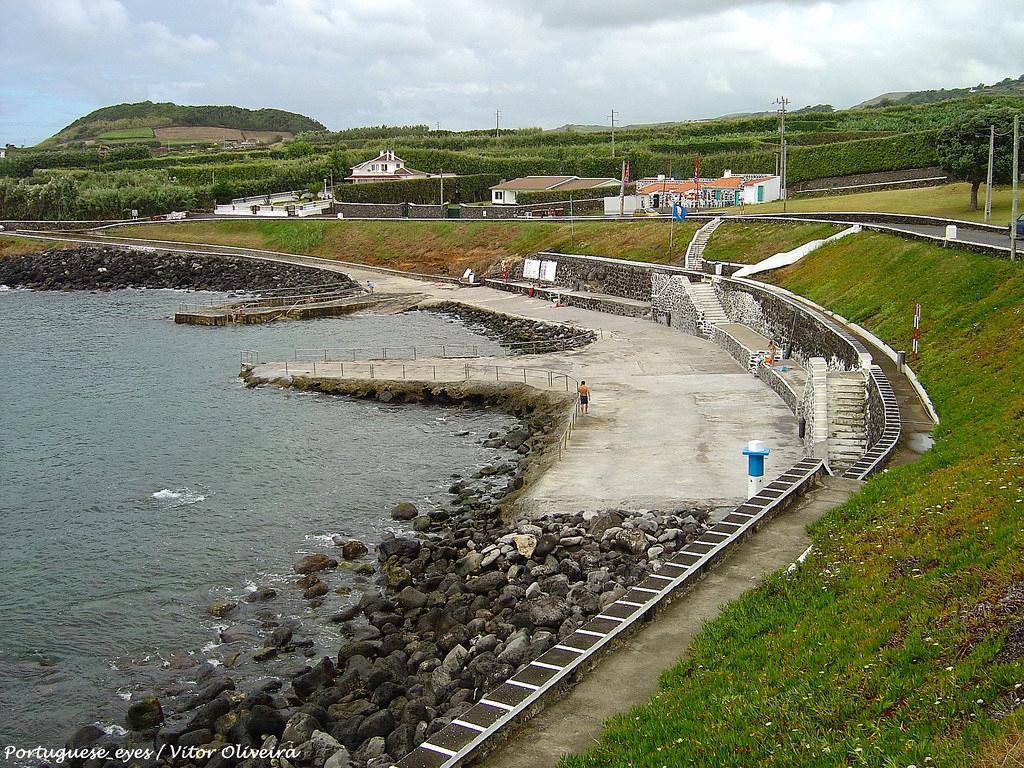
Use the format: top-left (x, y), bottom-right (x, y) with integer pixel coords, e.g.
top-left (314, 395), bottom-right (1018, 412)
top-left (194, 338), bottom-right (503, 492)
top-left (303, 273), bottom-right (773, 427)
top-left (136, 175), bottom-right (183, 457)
top-left (742, 440), bottom-right (770, 499)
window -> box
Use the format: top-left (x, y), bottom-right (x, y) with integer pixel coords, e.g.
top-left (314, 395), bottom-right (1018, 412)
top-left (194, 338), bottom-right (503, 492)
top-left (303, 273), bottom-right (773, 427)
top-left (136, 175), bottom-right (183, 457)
top-left (495, 190), bottom-right (504, 201)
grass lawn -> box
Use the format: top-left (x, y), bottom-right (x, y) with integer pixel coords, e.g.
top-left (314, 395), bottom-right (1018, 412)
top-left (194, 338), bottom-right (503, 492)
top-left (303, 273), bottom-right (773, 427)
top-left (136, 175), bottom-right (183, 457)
top-left (745, 182), bottom-right (1019, 226)
top-left (562, 232), bottom-right (1024, 767)
top-left (703, 221), bottom-right (840, 265)
top-left (0, 235), bottom-right (64, 258)
top-left (113, 219), bottom-right (699, 274)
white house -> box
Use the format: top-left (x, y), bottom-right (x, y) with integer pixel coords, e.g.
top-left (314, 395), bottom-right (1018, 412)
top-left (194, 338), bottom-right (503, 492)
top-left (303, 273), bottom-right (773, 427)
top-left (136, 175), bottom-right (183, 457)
top-left (490, 176), bottom-right (620, 205)
top-left (636, 171), bottom-right (781, 208)
top-left (346, 149), bottom-right (430, 183)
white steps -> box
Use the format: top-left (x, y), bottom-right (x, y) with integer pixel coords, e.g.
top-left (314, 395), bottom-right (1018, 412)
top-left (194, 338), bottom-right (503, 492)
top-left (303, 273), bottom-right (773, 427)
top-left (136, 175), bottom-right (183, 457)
top-left (684, 217), bottom-right (723, 271)
top-left (684, 280), bottom-right (729, 337)
top-left (826, 373), bottom-right (867, 470)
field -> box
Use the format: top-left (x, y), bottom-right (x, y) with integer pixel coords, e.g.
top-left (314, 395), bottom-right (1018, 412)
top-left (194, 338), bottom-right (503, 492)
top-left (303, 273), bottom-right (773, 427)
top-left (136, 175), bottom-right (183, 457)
top-left (152, 126), bottom-right (292, 143)
top-left (749, 181), bottom-right (1019, 225)
top-left (96, 128), bottom-right (155, 140)
top-left (702, 221), bottom-right (840, 264)
top-left (0, 235), bottom-right (68, 258)
top-left (562, 231), bottom-right (1024, 767)
top-left (113, 219), bottom-right (698, 273)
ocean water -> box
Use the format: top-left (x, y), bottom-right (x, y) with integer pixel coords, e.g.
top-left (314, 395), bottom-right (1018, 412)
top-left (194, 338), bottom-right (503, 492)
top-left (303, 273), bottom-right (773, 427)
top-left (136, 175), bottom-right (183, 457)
top-left (0, 289), bottom-right (511, 747)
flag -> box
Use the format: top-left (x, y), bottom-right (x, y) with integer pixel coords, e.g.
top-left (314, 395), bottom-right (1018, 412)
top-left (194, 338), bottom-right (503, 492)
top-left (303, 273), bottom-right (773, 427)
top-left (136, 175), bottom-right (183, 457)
top-left (694, 153), bottom-right (700, 180)
top-left (672, 204), bottom-right (687, 222)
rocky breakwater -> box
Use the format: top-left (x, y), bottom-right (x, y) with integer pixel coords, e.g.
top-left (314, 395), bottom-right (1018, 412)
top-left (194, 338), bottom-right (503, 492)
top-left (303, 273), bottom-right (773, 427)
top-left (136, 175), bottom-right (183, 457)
top-left (0, 247), bottom-right (353, 292)
top-left (86, 505), bottom-right (711, 768)
top-left (419, 301), bottom-right (596, 354)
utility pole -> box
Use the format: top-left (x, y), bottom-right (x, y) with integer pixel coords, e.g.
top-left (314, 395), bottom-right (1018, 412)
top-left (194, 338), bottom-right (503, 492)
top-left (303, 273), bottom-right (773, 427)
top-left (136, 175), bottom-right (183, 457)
top-left (610, 108), bottom-right (619, 158)
top-left (985, 124), bottom-right (995, 224)
top-left (1012, 113), bottom-right (1019, 262)
top-left (775, 96), bottom-right (789, 212)
top-left (440, 167), bottom-right (444, 206)
top-left (495, 109), bottom-right (501, 139)
top-left (569, 192), bottom-right (575, 250)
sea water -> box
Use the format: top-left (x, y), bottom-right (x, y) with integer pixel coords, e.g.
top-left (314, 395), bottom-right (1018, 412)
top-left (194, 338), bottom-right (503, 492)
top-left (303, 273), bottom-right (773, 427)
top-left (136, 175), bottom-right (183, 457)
top-left (0, 289), bottom-right (510, 747)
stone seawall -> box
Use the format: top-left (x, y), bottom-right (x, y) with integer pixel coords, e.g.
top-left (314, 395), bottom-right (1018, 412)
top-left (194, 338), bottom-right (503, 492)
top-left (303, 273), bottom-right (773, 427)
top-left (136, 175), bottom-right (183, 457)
top-left (0, 246), bottom-right (352, 292)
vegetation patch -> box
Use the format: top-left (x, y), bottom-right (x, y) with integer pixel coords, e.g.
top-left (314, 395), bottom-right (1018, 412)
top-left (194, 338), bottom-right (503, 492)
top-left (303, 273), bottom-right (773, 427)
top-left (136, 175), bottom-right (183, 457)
top-left (562, 231), bottom-right (1024, 767)
top-left (702, 221), bottom-right (839, 264)
top-left (115, 219), bottom-right (699, 274)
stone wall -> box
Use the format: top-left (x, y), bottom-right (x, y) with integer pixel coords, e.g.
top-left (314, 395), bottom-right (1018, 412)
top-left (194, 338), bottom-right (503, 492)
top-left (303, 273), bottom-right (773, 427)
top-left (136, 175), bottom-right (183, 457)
top-left (483, 279), bottom-right (650, 318)
top-left (710, 325), bottom-right (752, 371)
top-left (714, 278), bottom-right (867, 370)
top-left (759, 366), bottom-right (800, 414)
top-left (458, 205), bottom-right (520, 220)
top-left (407, 204), bottom-right (446, 219)
top-left (802, 358), bottom-right (829, 458)
top-left (790, 166), bottom-right (950, 194)
top-left (334, 202), bottom-right (406, 219)
top-left (520, 252), bottom-right (653, 300)
top-left (0, 219), bottom-right (135, 231)
top-left (865, 372), bottom-right (886, 448)
top-left (651, 273), bottom-right (700, 334)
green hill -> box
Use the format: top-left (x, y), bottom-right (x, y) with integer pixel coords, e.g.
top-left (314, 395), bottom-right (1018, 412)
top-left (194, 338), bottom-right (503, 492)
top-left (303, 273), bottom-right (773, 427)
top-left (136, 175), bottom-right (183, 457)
top-left (45, 101), bottom-right (326, 145)
top-left (855, 74), bottom-right (1024, 108)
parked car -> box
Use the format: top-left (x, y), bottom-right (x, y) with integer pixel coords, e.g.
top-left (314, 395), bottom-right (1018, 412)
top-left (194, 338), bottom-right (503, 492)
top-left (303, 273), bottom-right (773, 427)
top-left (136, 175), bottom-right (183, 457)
top-left (1012, 214), bottom-right (1024, 237)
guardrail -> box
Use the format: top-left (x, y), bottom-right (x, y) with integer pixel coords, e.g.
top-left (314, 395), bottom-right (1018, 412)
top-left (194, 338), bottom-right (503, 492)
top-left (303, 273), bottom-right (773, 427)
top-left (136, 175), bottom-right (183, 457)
top-left (290, 335), bottom-right (596, 362)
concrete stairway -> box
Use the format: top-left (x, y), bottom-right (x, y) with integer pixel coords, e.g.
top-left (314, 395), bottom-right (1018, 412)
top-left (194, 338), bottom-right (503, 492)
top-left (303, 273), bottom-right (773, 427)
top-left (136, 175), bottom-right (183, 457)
top-left (683, 217), bottom-right (724, 270)
top-left (685, 280), bottom-right (730, 337)
top-left (826, 372), bottom-right (867, 470)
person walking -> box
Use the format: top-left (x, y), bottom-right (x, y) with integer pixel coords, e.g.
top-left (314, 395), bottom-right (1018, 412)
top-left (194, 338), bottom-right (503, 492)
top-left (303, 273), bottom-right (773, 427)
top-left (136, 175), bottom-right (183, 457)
top-left (577, 380), bottom-right (590, 414)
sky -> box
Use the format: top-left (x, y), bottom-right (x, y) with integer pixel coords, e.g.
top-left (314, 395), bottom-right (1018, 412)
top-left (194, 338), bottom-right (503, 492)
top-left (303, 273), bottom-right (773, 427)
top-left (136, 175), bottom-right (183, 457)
top-left (1, 0), bottom-right (1022, 145)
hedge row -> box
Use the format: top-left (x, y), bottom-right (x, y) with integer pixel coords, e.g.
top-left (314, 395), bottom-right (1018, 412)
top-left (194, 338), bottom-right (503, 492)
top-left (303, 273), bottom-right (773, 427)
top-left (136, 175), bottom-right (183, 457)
top-left (333, 174), bottom-right (500, 205)
top-left (515, 183), bottom-right (635, 206)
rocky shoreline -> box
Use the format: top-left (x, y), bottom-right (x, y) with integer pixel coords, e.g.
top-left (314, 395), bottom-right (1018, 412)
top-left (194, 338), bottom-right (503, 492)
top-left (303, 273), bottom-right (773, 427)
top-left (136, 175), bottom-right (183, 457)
top-left (419, 301), bottom-right (596, 354)
top-left (59, 377), bottom-right (712, 768)
top-left (0, 247), bottom-right (352, 293)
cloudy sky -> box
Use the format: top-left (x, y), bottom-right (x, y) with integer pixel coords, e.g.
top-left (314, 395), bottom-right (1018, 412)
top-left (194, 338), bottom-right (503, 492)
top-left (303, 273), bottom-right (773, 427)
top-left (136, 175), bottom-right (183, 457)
top-left (2, 0), bottom-right (1022, 144)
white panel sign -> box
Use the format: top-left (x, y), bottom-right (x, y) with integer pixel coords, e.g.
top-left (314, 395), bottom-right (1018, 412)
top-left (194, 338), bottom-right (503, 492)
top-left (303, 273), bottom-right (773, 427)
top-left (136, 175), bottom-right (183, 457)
top-left (540, 260), bottom-right (557, 282)
top-left (523, 259), bottom-right (541, 279)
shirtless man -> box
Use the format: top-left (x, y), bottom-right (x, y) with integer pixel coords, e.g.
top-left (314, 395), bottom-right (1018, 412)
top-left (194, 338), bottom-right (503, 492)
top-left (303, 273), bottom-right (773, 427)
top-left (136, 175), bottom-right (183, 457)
top-left (577, 380), bottom-right (590, 414)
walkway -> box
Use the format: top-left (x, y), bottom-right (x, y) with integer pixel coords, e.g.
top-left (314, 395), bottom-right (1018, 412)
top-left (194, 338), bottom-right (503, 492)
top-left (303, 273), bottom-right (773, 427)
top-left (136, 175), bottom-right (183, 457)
top-left (249, 268), bottom-right (804, 517)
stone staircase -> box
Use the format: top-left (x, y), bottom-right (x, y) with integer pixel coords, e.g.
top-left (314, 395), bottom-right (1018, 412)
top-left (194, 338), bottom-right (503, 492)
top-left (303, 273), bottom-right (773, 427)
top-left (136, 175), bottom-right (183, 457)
top-left (685, 280), bottom-right (730, 337)
top-left (826, 372), bottom-right (867, 470)
top-left (683, 216), bottom-right (724, 270)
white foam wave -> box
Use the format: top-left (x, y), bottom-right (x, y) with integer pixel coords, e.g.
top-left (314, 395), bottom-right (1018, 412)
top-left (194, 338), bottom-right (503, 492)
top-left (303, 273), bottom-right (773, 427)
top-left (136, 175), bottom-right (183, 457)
top-left (151, 487), bottom-right (206, 505)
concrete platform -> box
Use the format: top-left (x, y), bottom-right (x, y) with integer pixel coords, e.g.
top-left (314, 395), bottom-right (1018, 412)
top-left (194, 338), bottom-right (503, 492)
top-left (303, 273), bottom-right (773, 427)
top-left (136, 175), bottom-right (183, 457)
top-left (255, 271), bottom-right (804, 517)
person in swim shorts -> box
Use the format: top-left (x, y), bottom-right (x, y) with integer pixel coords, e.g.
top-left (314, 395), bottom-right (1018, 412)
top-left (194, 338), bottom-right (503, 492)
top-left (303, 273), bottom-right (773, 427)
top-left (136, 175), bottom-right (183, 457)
top-left (577, 380), bottom-right (590, 414)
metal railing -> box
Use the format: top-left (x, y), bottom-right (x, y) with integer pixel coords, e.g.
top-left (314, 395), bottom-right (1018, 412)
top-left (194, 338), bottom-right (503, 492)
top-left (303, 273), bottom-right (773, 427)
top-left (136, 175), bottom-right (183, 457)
top-left (291, 335), bottom-right (595, 362)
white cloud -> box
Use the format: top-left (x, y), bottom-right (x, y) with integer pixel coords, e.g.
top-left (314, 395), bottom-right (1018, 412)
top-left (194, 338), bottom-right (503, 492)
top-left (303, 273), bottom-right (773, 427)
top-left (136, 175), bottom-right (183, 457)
top-left (1, 0), bottom-right (1022, 143)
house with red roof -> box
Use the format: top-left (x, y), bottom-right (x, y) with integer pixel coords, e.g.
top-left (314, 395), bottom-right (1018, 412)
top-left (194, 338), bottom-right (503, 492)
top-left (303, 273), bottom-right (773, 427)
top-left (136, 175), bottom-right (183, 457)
top-left (346, 150), bottom-right (433, 183)
top-left (636, 171), bottom-right (780, 208)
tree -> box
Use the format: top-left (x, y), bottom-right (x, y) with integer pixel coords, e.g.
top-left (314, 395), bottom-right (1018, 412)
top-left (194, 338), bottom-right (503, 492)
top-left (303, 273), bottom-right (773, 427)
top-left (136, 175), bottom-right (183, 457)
top-left (936, 107), bottom-right (1018, 210)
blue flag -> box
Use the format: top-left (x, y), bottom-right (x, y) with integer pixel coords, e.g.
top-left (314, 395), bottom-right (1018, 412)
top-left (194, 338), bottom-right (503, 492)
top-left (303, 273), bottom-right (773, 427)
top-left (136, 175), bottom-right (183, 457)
top-left (672, 203), bottom-right (688, 221)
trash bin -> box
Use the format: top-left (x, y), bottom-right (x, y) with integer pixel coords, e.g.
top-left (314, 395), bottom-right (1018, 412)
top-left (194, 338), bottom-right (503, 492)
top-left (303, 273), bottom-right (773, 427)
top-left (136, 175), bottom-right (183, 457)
top-left (528, 286), bottom-right (535, 298)
top-left (945, 224), bottom-right (957, 240)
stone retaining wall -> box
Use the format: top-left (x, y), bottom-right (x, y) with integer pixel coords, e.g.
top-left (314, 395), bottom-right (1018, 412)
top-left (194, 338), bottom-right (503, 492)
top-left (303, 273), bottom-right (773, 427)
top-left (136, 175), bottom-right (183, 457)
top-left (334, 202), bottom-right (406, 219)
top-left (526, 252), bottom-right (653, 300)
top-left (650, 273), bottom-right (699, 334)
top-left (407, 204), bottom-right (446, 219)
top-left (759, 366), bottom-right (800, 414)
top-left (714, 278), bottom-right (868, 371)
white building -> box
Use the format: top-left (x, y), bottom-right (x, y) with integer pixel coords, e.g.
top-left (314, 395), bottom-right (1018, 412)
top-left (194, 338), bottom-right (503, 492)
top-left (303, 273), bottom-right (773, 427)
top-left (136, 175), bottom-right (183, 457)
top-left (490, 175), bottom-right (621, 205)
top-left (346, 149), bottom-right (431, 183)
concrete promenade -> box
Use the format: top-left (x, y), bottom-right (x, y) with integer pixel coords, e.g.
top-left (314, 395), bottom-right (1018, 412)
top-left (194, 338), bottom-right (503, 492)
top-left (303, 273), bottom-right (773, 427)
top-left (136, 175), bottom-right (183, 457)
top-left (250, 271), bottom-right (805, 517)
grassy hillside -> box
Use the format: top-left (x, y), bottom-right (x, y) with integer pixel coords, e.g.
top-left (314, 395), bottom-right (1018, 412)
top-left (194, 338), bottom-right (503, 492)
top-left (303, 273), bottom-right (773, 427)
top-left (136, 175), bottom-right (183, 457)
top-left (0, 235), bottom-right (62, 258)
top-left (749, 181), bottom-right (1019, 225)
top-left (702, 221), bottom-right (839, 264)
top-left (114, 219), bottom-right (698, 274)
top-left (562, 231), bottom-right (1024, 767)
top-left (856, 74), bottom-right (1024, 108)
top-left (46, 101), bottom-right (325, 145)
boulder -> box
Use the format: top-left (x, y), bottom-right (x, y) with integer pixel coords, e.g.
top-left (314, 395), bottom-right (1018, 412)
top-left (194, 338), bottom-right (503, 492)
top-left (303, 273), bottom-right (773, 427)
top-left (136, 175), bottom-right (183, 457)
top-left (412, 515), bottom-right (432, 532)
top-left (207, 602), bottom-right (237, 619)
top-left (125, 696), bottom-right (163, 731)
top-left (309, 731), bottom-right (347, 768)
top-left (341, 540), bottom-right (369, 560)
top-left (356, 709), bottom-right (395, 742)
top-left (533, 533), bottom-right (559, 559)
top-left (390, 502), bottom-right (419, 521)
top-left (396, 586), bottom-right (428, 611)
top-left (456, 551), bottom-right (484, 576)
top-left (295, 554), bottom-right (339, 575)
top-left (281, 712), bottom-right (319, 745)
top-left (245, 704), bottom-right (286, 740)
top-left (466, 571), bottom-right (507, 594)
top-left (293, 657), bottom-right (336, 700)
top-left (512, 534), bottom-right (538, 559)
top-left (245, 586), bottom-right (278, 603)
top-left (522, 596), bottom-right (572, 628)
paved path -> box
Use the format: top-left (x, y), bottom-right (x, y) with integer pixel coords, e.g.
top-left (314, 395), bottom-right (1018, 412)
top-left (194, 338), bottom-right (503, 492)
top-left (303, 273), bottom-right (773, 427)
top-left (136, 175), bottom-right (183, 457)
top-left (482, 476), bottom-right (862, 767)
top-left (251, 269), bottom-right (804, 517)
